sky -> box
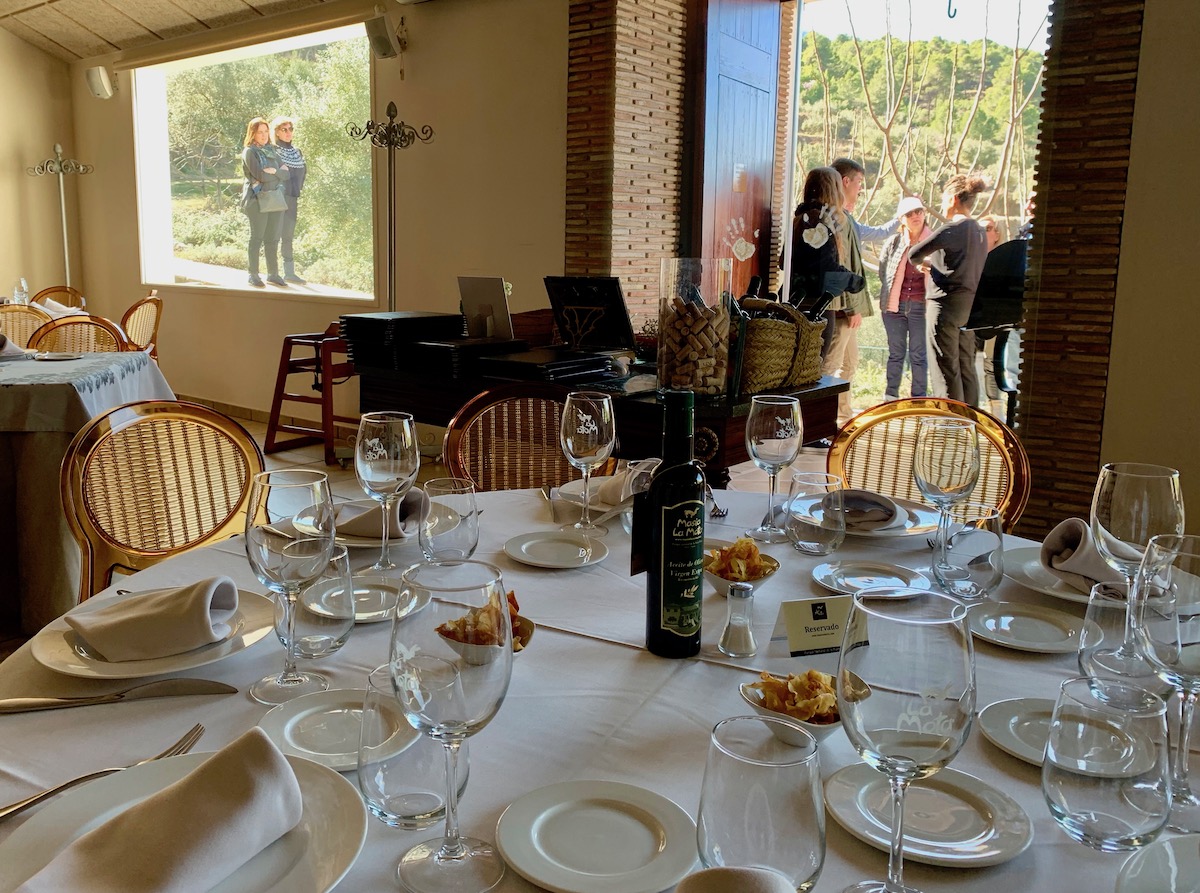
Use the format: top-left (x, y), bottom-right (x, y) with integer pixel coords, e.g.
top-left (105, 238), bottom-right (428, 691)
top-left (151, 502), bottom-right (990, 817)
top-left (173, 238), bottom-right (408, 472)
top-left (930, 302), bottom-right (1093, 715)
top-left (800, 0), bottom-right (1050, 53)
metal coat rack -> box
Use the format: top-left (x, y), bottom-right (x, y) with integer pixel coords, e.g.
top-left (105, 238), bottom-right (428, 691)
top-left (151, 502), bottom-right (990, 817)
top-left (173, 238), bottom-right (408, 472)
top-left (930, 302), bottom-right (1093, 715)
top-left (25, 143), bottom-right (93, 287)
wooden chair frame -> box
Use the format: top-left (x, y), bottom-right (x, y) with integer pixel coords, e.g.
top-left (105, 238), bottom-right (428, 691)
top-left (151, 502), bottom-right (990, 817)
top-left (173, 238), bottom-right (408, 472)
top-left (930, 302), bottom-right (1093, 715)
top-left (827, 397), bottom-right (1031, 532)
top-left (120, 291), bottom-right (162, 359)
top-left (28, 314), bottom-right (131, 353)
top-left (61, 400), bottom-right (266, 602)
top-left (0, 303), bottom-right (53, 348)
top-left (31, 285), bottom-right (86, 309)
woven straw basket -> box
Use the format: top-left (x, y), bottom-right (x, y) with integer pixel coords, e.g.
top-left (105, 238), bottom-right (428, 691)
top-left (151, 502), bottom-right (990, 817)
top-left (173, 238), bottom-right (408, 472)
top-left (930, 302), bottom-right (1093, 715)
top-left (739, 298), bottom-right (827, 394)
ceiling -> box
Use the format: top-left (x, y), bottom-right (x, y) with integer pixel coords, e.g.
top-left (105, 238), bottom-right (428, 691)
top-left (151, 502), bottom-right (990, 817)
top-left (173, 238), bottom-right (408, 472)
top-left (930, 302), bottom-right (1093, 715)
top-left (0, 0), bottom-right (335, 62)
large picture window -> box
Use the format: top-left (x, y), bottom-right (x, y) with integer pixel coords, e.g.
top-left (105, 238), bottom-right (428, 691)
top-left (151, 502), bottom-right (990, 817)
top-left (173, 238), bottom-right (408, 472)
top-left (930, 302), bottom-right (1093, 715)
top-left (132, 24), bottom-right (373, 298)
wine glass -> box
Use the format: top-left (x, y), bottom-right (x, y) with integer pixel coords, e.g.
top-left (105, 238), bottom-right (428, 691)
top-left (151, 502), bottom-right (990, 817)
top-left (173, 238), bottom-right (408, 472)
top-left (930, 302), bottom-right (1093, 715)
top-left (244, 469), bottom-right (336, 706)
top-left (836, 587), bottom-right (975, 893)
top-left (912, 417), bottom-right (980, 587)
top-left (1089, 462), bottom-right (1185, 678)
top-left (389, 560), bottom-right (513, 893)
top-left (745, 395), bottom-right (802, 544)
top-left (1135, 533), bottom-right (1200, 832)
top-left (560, 391), bottom-right (616, 534)
top-left (355, 411), bottom-right (421, 572)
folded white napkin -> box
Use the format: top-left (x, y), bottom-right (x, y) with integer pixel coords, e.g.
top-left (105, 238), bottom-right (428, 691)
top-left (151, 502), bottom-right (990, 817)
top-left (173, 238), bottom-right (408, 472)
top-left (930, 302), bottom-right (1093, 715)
top-left (675, 866), bottom-right (795, 893)
top-left (1040, 518), bottom-right (1126, 593)
top-left (335, 488), bottom-right (427, 538)
top-left (40, 298), bottom-right (87, 318)
top-left (0, 333), bottom-right (27, 357)
top-left (16, 728), bottom-right (303, 893)
top-left (827, 489), bottom-right (906, 531)
top-left (597, 458), bottom-right (661, 504)
top-left (64, 578), bottom-right (239, 662)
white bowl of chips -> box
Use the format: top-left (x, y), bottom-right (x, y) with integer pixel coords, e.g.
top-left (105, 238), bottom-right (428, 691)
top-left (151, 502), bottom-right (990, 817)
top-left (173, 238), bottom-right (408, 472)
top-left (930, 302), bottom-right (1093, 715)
top-left (739, 670), bottom-right (842, 745)
top-left (703, 538), bottom-right (780, 597)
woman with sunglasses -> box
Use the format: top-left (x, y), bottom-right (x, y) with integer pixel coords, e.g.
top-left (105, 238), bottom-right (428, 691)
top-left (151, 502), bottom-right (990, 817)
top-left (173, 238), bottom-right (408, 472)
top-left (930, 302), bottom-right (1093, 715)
top-left (271, 116), bottom-right (307, 284)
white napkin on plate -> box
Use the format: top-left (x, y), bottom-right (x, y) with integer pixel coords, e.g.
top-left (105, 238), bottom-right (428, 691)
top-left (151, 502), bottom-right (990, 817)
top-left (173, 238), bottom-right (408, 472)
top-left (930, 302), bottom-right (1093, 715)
top-left (40, 298), bottom-right (87, 318)
top-left (1040, 518), bottom-right (1126, 593)
top-left (16, 728), bottom-right (303, 893)
top-left (597, 458), bottom-right (661, 504)
top-left (0, 334), bottom-right (27, 357)
top-left (827, 489), bottom-right (906, 531)
top-left (64, 577), bottom-right (239, 662)
top-left (675, 867), bottom-right (795, 893)
top-left (335, 488), bottom-right (427, 538)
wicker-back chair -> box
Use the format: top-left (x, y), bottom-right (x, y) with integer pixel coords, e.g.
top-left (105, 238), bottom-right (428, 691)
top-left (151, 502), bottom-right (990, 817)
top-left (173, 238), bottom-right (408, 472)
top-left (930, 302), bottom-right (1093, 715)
top-left (0, 303), bottom-right (53, 348)
top-left (32, 284), bottom-right (86, 309)
top-left (120, 291), bottom-right (162, 359)
top-left (28, 314), bottom-right (131, 353)
top-left (443, 382), bottom-right (615, 491)
top-left (827, 397), bottom-right (1031, 531)
top-left (61, 400), bottom-right (265, 602)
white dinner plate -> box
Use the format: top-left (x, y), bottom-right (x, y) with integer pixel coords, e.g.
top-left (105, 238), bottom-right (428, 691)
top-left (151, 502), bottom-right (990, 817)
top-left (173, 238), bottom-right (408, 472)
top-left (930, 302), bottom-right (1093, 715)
top-left (259, 688), bottom-right (417, 771)
top-left (812, 561), bottom-right (931, 595)
top-left (786, 495), bottom-right (939, 539)
top-left (495, 780), bottom-right (697, 893)
top-left (824, 764), bottom-right (1033, 867)
top-left (558, 477), bottom-right (618, 510)
top-left (306, 500), bottom-right (458, 549)
top-left (1117, 835), bottom-right (1200, 892)
top-left (31, 351), bottom-right (83, 361)
top-left (0, 753), bottom-right (367, 893)
top-left (1003, 546), bottom-right (1092, 604)
top-left (504, 531), bottom-right (609, 569)
top-left (30, 590), bottom-right (274, 679)
top-left (977, 697), bottom-right (1056, 765)
top-left (967, 601), bottom-right (1086, 653)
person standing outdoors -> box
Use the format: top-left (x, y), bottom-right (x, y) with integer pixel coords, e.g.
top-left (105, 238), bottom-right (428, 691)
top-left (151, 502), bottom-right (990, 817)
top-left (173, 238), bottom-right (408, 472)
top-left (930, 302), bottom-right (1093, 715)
top-left (240, 117), bottom-right (290, 288)
top-left (877, 196), bottom-right (934, 400)
top-left (908, 174), bottom-right (990, 404)
top-left (271, 116), bottom-right (307, 284)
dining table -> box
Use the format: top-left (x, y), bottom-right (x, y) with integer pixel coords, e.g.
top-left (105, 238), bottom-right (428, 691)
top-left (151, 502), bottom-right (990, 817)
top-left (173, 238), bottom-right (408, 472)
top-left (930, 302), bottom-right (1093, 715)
top-left (0, 351), bottom-right (175, 635)
top-left (0, 487), bottom-right (1172, 892)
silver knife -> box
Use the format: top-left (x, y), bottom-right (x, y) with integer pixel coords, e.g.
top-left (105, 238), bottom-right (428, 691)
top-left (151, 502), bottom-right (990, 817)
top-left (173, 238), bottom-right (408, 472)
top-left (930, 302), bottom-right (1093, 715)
top-left (0, 679), bottom-right (237, 714)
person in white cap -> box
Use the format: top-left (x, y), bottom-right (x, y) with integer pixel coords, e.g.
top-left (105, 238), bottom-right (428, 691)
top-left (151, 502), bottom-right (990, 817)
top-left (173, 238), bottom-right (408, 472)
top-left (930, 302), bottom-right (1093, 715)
top-left (877, 195), bottom-right (934, 400)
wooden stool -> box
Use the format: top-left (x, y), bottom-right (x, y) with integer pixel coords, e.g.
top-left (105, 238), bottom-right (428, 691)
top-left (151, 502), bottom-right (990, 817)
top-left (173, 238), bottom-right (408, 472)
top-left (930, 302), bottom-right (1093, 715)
top-left (264, 323), bottom-right (358, 466)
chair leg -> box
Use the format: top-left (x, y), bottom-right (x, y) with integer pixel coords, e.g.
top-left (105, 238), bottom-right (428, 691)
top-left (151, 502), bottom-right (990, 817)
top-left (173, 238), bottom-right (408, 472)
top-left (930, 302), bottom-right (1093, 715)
top-left (264, 337), bottom-right (296, 454)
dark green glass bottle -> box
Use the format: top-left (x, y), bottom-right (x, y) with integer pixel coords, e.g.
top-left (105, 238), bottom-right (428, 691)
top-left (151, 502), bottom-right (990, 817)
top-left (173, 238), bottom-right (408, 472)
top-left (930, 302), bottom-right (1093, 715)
top-left (638, 390), bottom-right (706, 658)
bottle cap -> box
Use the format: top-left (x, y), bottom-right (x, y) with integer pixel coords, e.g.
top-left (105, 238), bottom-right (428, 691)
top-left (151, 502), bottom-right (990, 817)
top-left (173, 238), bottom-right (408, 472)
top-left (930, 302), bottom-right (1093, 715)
top-left (727, 581), bottom-right (754, 598)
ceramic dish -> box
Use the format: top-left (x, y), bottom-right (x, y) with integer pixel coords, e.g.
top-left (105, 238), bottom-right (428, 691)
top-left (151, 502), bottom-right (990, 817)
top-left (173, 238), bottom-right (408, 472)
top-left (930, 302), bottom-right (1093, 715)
top-left (31, 590), bottom-right (273, 679)
top-left (824, 764), bottom-right (1034, 868)
top-left (1003, 546), bottom-right (1092, 605)
top-left (738, 682), bottom-right (841, 745)
top-left (811, 561), bottom-right (931, 595)
top-left (1117, 835), bottom-right (1200, 892)
top-left (702, 539), bottom-right (780, 597)
top-left (977, 697), bottom-right (1055, 766)
top-left (437, 614), bottom-right (535, 665)
top-left (32, 352), bottom-right (83, 361)
top-left (504, 532), bottom-right (608, 569)
top-left (495, 780), bottom-right (697, 893)
top-left (967, 601), bottom-right (1086, 653)
top-left (785, 495), bottom-right (939, 539)
top-left (0, 753), bottom-right (367, 893)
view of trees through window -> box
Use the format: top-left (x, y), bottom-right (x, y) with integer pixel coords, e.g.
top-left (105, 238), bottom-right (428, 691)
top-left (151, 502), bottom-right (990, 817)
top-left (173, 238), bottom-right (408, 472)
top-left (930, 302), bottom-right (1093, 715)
top-left (144, 26), bottom-right (373, 295)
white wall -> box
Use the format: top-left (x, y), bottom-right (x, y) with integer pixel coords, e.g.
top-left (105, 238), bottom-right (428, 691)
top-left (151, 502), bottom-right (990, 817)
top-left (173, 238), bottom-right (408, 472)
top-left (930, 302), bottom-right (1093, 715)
top-left (1104, 0), bottom-right (1200, 521)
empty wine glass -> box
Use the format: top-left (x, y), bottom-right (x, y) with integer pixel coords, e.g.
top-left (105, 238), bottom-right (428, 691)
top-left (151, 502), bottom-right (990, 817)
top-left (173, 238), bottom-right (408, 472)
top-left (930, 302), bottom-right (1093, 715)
top-left (837, 587), bottom-right (975, 893)
top-left (1090, 462), bottom-right (1185, 678)
top-left (356, 411), bottom-right (420, 572)
top-left (560, 391), bottom-right (616, 534)
top-left (913, 417), bottom-right (980, 587)
top-left (390, 560), bottom-right (513, 893)
top-left (745, 395), bottom-right (802, 544)
top-left (244, 469), bottom-right (336, 705)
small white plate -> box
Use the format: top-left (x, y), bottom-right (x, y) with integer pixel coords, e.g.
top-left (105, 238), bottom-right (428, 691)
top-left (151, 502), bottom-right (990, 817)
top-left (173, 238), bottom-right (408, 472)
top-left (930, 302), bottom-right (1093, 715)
top-left (495, 780), bottom-right (697, 893)
top-left (0, 753), bottom-right (367, 893)
top-left (558, 477), bottom-right (618, 510)
top-left (1117, 835), bottom-right (1200, 892)
top-left (1003, 546), bottom-right (1092, 604)
top-left (811, 561), bottom-right (931, 595)
top-left (32, 351), bottom-right (83, 361)
top-left (968, 601), bottom-right (1085, 653)
top-left (977, 697), bottom-right (1055, 765)
top-left (824, 764), bottom-right (1033, 867)
top-left (31, 590), bottom-right (273, 679)
top-left (504, 531), bottom-right (609, 569)
top-left (259, 688), bottom-right (417, 771)
top-left (789, 495), bottom-right (939, 539)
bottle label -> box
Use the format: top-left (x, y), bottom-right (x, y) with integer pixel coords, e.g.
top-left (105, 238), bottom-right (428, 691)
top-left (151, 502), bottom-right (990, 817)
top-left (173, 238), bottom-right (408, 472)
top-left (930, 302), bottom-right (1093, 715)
top-left (656, 498), bottom-right (705, 636)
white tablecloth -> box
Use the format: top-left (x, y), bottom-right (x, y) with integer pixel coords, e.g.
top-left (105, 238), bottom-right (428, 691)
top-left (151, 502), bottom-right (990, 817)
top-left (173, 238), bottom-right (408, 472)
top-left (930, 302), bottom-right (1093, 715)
top-left (0, 352), bottom-right (175, 633)
top-left (0, 489), bottom-right (1151, 891)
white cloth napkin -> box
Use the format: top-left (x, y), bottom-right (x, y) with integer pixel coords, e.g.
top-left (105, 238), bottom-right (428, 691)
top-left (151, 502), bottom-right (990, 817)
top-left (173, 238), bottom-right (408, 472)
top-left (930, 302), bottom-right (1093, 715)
top-left (64, 577), bottom-right (239, 662)
top-left (597, 458), bottom-right (661, 504)
top-left (0, 334), bottom-right (27, 357)
top-left (40, 298), bottom-right (87, 318)
top-left (827, 489), bottom-right (906, 531)
top-left (1040, 518), bottom-right (1126, 593)
top-left (16, 728), bottom-right (303, 893)
top-left (675, 867), bottom-right (795, 893)
top-left (335, 488), bottom-right (427, 538)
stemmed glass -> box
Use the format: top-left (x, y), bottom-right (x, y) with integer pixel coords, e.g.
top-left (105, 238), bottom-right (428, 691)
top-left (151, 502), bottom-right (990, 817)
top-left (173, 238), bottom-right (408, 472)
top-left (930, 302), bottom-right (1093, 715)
top-left (560, 391), bottom-right (616, 534)
top-left (836, 587), bottom-right (975, 893)
top-left (745, 395), bottom-right (802, 543)
top-left (1089, 462), bottom-right (1184, 678)
top-left (390, 560), bottom-right (513, 893)
top-left (356, 411), bottom-right (420, 571)
top-left (244, 469), bottom-right (336, 706)
top-left (912, 417), bottom-right (980, 586)
top-left (1135, 533), bottom-right (1200, 832)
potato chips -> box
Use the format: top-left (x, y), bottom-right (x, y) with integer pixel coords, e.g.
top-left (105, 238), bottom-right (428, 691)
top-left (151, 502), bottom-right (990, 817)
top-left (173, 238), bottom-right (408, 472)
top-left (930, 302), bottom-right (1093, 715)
top-left (749, 669), bottom-right (839, 724)
top-left (703, 537), bottom-right (773, 582)
top-left (437, 590), bottom-right (526, 652)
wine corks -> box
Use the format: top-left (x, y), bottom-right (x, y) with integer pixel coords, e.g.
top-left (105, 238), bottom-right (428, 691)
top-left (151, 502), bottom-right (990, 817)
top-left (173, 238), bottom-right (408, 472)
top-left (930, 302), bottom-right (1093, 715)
top-left (658, 293), bottom-right (730, 395)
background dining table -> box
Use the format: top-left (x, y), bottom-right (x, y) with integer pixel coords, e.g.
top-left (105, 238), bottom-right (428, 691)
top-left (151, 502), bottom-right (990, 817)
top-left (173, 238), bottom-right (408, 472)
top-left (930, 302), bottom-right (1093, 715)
top-left (0, 351), bottom-right (175, 635)
top-left (0, 488), bottom-right (1166, 891)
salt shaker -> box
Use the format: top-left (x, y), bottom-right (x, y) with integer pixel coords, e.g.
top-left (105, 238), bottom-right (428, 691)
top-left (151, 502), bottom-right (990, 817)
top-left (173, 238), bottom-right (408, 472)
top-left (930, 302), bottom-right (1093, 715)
top-left (718, 581), bottom-right (757, 657)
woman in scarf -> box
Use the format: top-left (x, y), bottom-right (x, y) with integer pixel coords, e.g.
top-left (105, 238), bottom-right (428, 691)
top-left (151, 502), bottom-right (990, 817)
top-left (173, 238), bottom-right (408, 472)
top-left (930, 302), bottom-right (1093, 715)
top-left (877, 195), bottom-right (934, 400)
top-left (271, 116), bottom-right (308, 284)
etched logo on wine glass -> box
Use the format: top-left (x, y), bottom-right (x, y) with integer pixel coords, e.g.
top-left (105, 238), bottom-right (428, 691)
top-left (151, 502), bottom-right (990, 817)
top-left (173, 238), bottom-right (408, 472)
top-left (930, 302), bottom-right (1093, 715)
top-left (574, 408), bottom-right (598, 435)
top-left (775, 418), bottom-right (798, 439)
top-left (362, 436), bottom-right (387, 462)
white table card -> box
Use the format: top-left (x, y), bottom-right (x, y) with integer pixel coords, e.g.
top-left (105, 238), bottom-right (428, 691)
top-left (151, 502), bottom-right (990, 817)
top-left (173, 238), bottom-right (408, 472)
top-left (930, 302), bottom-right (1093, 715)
top-left (779, 595), bottom-right (852, 656)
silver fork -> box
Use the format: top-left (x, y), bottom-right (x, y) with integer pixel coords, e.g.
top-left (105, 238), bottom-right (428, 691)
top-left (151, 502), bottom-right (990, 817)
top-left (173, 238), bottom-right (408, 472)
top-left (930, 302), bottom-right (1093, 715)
top-left (706, 483), bottom-right (729, 518)
top-left (0, 722), bottom-right (204, 822)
